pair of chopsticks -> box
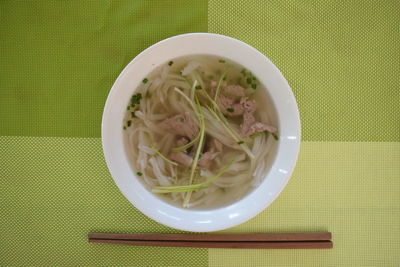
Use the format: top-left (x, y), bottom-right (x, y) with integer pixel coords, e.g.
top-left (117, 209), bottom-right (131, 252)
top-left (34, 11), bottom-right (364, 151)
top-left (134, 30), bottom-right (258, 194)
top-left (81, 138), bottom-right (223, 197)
top-left (88, 232), bottom-right (332, 249)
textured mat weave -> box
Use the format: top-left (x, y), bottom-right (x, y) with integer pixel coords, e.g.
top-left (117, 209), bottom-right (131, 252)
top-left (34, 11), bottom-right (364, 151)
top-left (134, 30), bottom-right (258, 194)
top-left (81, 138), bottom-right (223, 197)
top-left (1, 0), bottom-right (399, 266)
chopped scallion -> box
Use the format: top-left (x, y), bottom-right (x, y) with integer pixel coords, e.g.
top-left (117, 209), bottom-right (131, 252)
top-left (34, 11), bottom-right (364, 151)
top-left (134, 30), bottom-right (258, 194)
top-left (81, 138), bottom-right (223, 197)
top-left (142, 78), bottom-right (148, 84)
top-left (130, 93), bottom-right (142, 107)
top-left (168, 61), bottom-right (173, 66)
top-left (136, 172), bottom-right (143, 176)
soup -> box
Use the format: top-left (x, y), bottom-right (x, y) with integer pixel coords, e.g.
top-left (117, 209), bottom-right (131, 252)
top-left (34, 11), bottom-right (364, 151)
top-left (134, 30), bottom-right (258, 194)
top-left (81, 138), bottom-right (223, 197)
top-left (124, 55), bottom-right (278, 209)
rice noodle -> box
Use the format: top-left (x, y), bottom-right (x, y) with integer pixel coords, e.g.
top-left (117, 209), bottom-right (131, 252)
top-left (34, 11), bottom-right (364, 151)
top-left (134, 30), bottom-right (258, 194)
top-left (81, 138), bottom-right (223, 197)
top-left (125, 55), bottom-right (277, 208)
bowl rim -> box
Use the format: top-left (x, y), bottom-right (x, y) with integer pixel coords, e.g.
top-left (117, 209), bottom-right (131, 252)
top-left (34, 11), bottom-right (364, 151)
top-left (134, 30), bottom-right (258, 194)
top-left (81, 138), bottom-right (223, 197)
top-left (102, 33), bottom-right (301, 232)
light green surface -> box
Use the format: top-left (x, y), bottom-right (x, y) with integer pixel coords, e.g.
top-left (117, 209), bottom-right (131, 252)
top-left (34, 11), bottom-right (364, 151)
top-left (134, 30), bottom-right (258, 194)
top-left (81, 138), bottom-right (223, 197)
top-left (1, 138), bottom-right (399, 265)
top-left (210, 142), bottom-right (400, 266)
top-left (209, 0), bottom-right (400, 141)
top-left (0, 0), bottom-right (207, 138)
top-left (0, 136), bottom-right (207, 266)
top-left (1, 0), bottom-right (399, 266)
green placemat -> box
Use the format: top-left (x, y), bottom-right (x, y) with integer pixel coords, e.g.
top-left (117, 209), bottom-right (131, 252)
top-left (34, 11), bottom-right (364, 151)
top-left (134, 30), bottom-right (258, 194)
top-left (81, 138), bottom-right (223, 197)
top-left (1, 0), bottom-right (399, 266)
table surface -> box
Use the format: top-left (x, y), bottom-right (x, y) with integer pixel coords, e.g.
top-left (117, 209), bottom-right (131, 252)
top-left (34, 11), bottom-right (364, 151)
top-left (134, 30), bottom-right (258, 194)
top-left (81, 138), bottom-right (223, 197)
top-left (1, 1), bottom-right (399, 266)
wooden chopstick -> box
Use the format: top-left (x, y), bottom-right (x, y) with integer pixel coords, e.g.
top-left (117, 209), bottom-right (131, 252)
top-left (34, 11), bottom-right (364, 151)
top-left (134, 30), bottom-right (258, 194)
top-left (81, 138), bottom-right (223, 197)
top-left (88, 232), bottom-right (332, 249)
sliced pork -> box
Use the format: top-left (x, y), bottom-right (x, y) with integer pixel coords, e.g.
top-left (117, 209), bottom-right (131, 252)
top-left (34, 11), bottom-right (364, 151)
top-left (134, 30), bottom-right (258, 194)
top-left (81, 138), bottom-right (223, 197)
top-left (160, 112), bottom-right (199, 140)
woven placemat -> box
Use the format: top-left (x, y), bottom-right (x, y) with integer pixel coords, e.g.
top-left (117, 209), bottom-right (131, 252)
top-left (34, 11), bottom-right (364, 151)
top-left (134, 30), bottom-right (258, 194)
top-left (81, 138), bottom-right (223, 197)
top-left (1, 0), bottom-right (399, 266)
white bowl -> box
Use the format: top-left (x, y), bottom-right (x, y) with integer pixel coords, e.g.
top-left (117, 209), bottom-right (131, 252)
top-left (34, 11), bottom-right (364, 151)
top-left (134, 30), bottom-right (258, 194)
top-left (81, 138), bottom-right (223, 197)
top-left (102, 33), bottom-right (300, 232)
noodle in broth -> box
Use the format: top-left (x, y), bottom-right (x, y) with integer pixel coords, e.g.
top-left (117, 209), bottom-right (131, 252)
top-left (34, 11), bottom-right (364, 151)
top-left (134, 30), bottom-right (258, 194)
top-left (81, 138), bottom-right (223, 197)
top-left (124, 55), bottom-right (278, 209)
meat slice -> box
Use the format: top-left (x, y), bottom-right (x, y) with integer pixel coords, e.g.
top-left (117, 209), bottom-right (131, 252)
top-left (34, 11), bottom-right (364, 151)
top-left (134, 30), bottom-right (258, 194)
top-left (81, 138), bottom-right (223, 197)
top-left (176, 137), bottom-right (189, 147)
top-left (240, 111), bottom-right (256, 136)
top-left (160, 112), bottom-right (199, 140)
top-left (241, 120), bottom-right (277, 137)
top-left (240, 97), bottom-right (256, 113)
top-left (224, 84), bottom-right (245, 98)
top-left (208, 81), bottom-right (277, 138)
top-left (169, 151), bottom-right (192, 168)
top-left (240, 109), bottom-right (277, 137)
top-left (210, 82), bottom-right (245, 98)
top-left (214, 85), bottom-right (248, 116)
top-left (218, 95), bottom-right (244, 116)
top-left (211, 138), bottom-right (223, 152)
top-left (198, 139), bottom-right (223, 170)
top-left (197, 152), bottom-right (216, 170)
top-left (210, 80), bottom-right (217, 90)
top-left (169, 137), bottom-right (192, 168)
top-left (238, 97), bottom-right (277, 137)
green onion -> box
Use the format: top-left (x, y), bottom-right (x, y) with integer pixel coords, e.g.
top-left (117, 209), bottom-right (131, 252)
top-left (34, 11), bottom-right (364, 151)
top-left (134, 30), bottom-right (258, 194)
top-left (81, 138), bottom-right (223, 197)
top-left (171, 134), bottom-right (199, 153)
top-left (195, 85), bottom-right (202, 90)
top-left (150, 146), bottom-right (178, 166)
top-left (246, 77), bottom-right (252, 84)
top-left (171, 87), bottom-right (202, 153)
top-left (127, 120), bottom-right (132, 127)
top-left (142, 78), bottom-right (148, 84)
top-left (251, 83), bottom-right (257, 89)
top-left (202, 88), bottom-right (255, 159)
top-left (127, 106), bottom-right (131, 110)
top-left (222, 76), bottom-right (227, 81)
top-left (136, 172), bottom-right (143, 176)
top-left (131, 112), bottom-right (136, 118)
top-left (204, 105), bottom-right (254, 159)
top-left (183, 95), bottom-right (206, 207)
top-left (174, 87), bottom-right (197, 111)
top-left (214, 66), bottom-right (231, 103)
top-left (130, 93), bottom-right (142, 107)
top-left (142, 132), bottom-right (178, 167)
top-left (219, 59), bottom-right (226, 63)
top-left (237, 141), bottom-right (244, 145)
top-left (200, 89), bottom-right (243, 142)
top-left (227, 107), bottom-right (234, 113)
top-left (206, 106), bottom-right (240, 140)
top-left (152, 186), bottom-right (208, 194)
top-left (272, 132), bottom-right (279, 140)
top-left (250, 131), bottom-right (264, 138)
top-left (152, 159), bottom-right (234, 194)
top-left (168, 61), bottom-right (173, 66)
